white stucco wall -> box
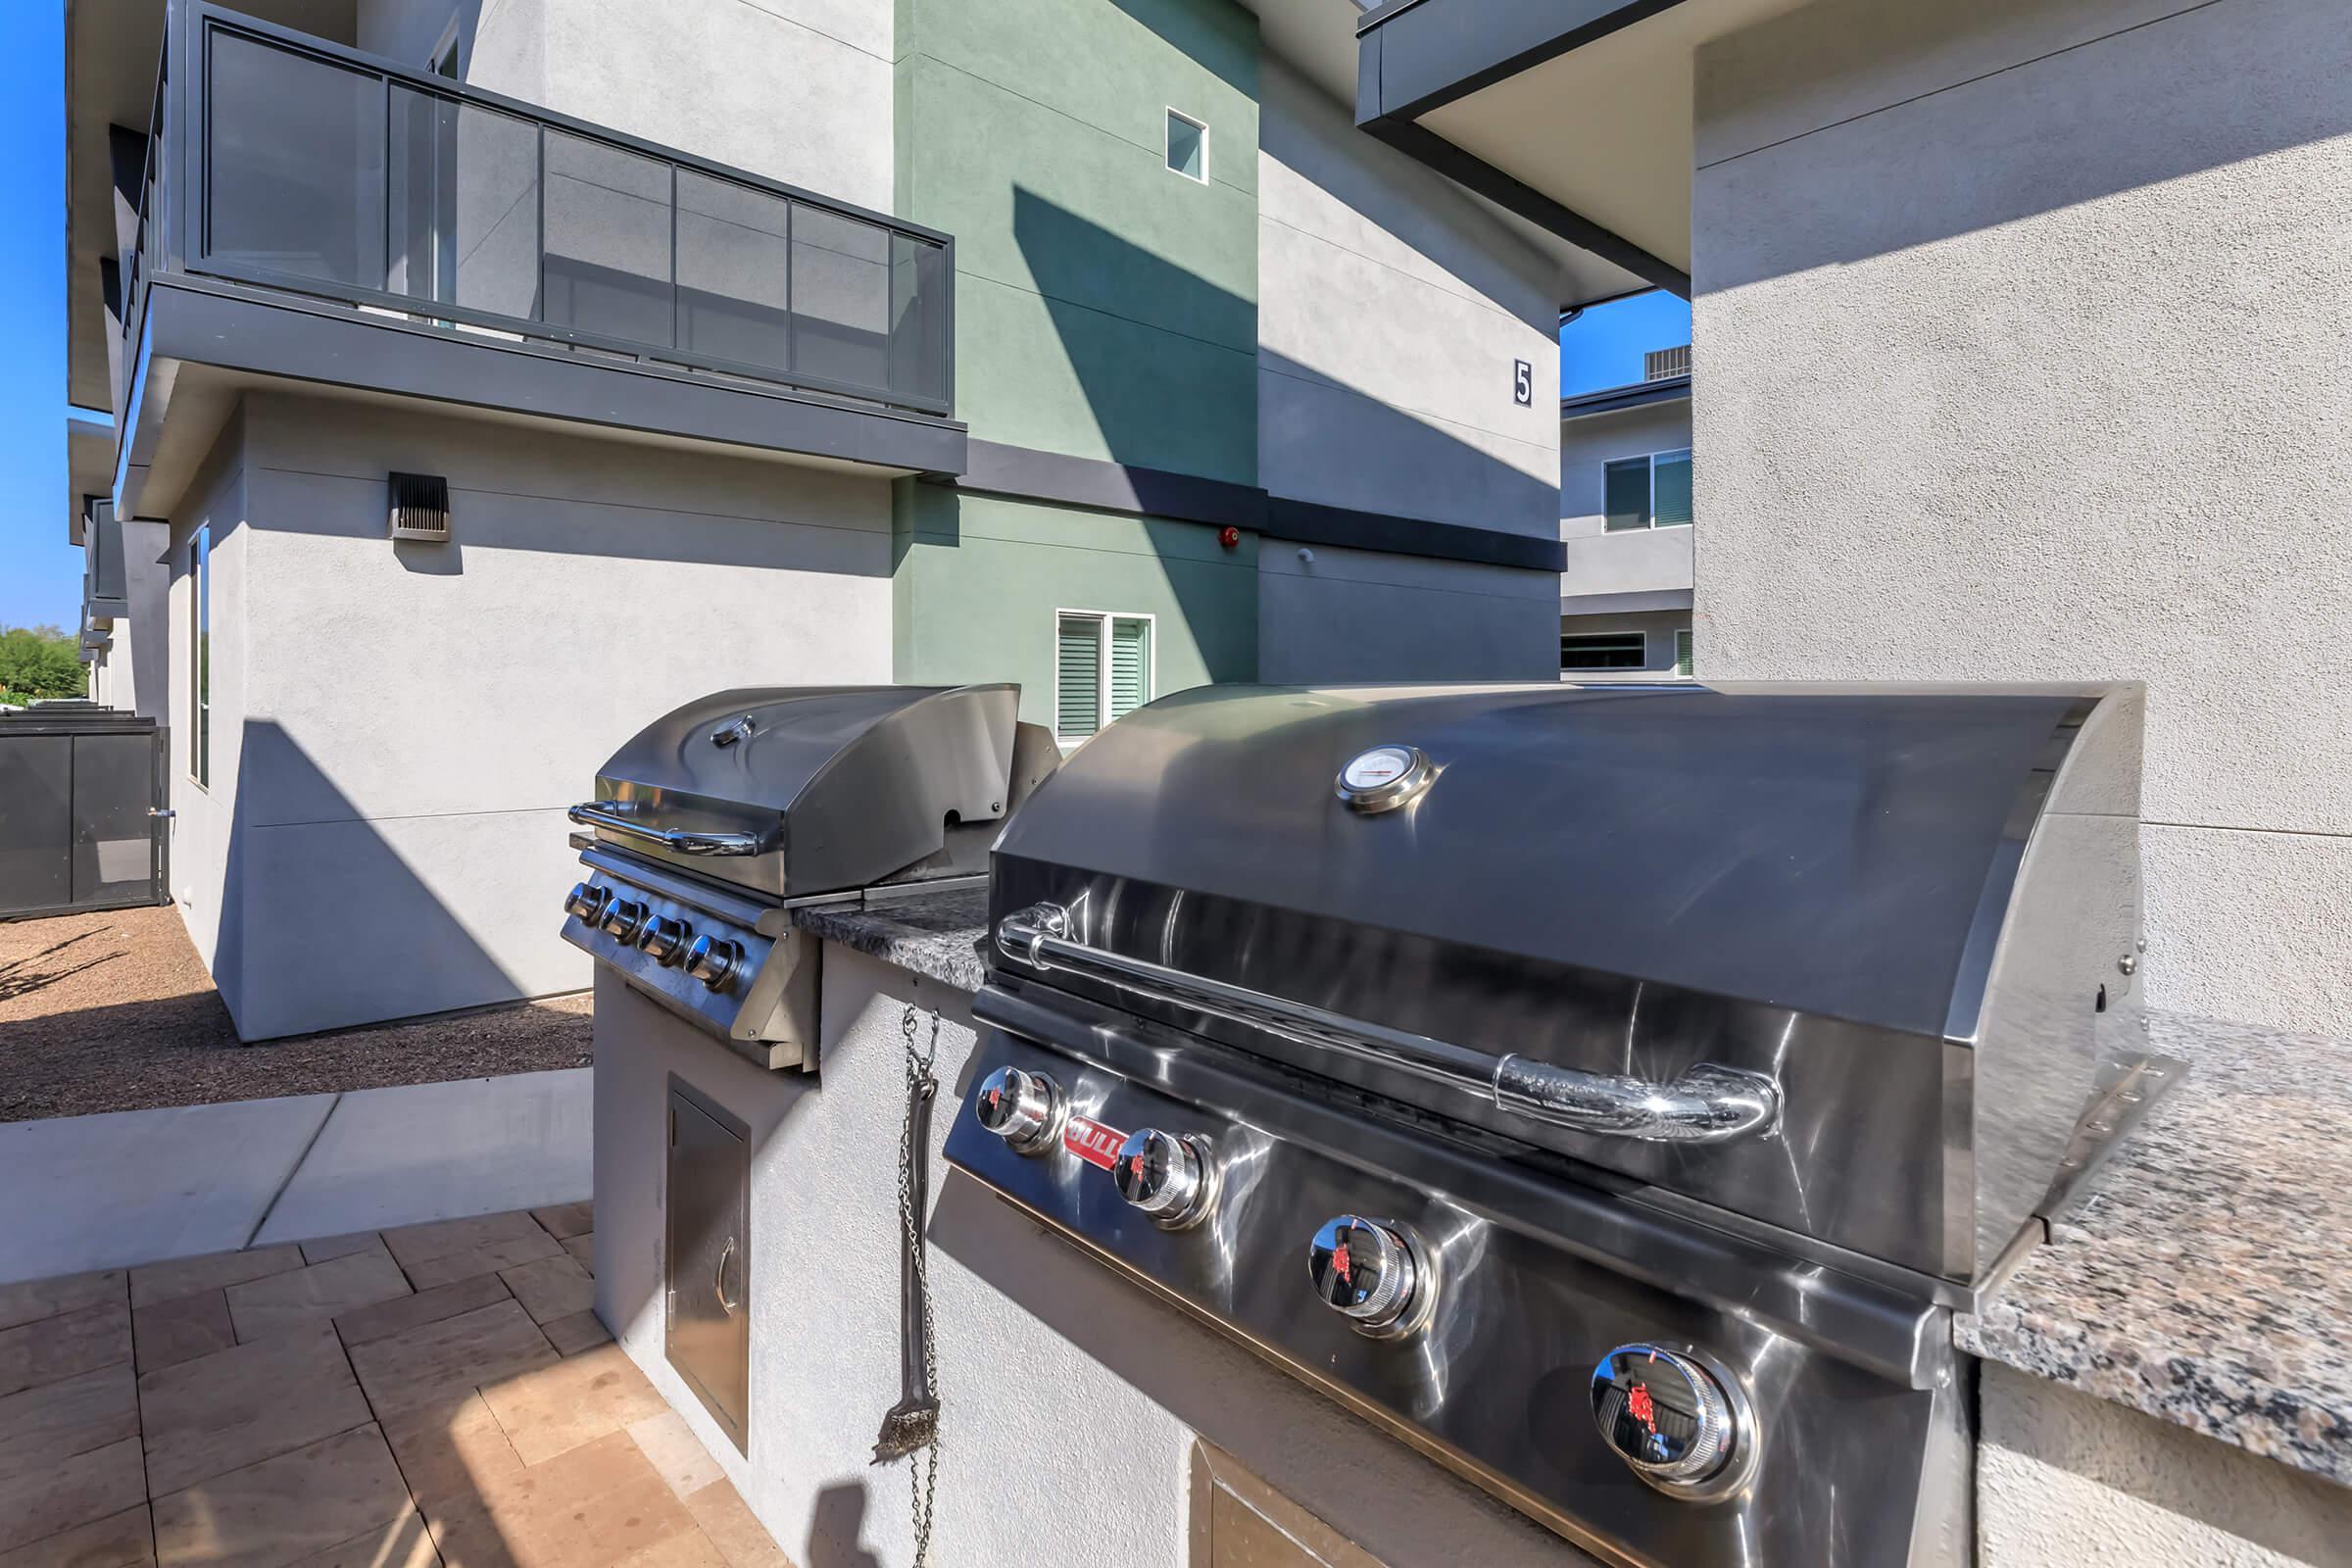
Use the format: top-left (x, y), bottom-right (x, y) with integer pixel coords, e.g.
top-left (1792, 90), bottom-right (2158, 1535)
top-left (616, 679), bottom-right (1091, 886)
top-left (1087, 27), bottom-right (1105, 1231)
top-left (163, 421), bottom-right (252, 1007)
top-left (181, 392), bottom-right (892, 1040)
top-left (1253, 57), bottom-right (1561, 683)
top-left (596, 947), bottom-right (1592, 1568)
top-left (1690, 0), bottom-right (2352, 1035)
top-left (359, 0), bottom-right (893, 212)
top-left (1978, 1361), bottom-right (2352, 1566)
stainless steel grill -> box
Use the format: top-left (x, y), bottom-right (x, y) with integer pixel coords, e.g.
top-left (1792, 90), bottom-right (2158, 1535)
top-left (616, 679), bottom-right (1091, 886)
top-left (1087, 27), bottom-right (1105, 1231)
top-left (947, 679), bottom-right (2159, 1566)
top-left (561, 684), bottom-right (1054, 1067)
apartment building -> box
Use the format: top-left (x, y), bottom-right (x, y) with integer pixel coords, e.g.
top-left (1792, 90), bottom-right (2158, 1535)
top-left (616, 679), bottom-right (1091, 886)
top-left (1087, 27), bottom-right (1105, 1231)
top-left (1557, 342), bottom-right (1691, 675)
top-left (66, 0), bottom-right (1587, 1038)
top-left (1357, 0), bottom-right (2351, 1045)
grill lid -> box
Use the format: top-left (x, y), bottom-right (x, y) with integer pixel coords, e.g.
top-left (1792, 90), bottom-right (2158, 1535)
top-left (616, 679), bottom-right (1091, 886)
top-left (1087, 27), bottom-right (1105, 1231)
top-left (996, 681), bottom-right (2123, 1039)
top-left (581, 684), bottom-right (1037, 898)
top-left (988, 680), bottom-right (2145, 1282)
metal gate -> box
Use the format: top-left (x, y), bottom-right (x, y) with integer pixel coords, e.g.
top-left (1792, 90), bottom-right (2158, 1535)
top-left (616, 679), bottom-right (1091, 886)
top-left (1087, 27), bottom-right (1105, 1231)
top-left (0, 708), bottom-right (172, 920)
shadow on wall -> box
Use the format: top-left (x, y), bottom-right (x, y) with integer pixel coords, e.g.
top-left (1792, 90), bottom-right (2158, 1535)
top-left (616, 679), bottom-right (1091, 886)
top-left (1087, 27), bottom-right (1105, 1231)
top-left (1010, 187), bottom-right (1559, 534)
top-left (807, 1483), bottom-right (885, 1568)
top-left (1102, 0), bottom-right (1256, 96)
top-left (215, 720), bottom-right (523, 1041)
top-left (1697, 0), bottom-right (2352, 291)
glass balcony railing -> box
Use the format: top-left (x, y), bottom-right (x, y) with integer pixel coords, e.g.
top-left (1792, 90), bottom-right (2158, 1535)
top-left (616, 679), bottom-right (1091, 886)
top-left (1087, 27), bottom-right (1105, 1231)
top-left (132, 4), bottom-right (952, 416)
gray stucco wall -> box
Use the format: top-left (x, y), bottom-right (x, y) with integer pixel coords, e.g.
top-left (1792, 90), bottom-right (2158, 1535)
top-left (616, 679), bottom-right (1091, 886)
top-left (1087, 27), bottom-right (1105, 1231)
top-left (181, 392), bottom-right (893, 1040)
top-left (1559, 400), bottom-right (1694, 605)
top-left (1253, 56), bottom-right (1560, 681)
top-left (164, 419), bottom-right (251, 1008)
top-left (1978, 1361), bottom-right (2352, 1565)
top-left (115, 518), bottom-right (173, 723)
top-left (358, 0), bottom-right (892, 210)
top-left (595, 946), bottom-right (1592, 1568)
top-left (1691, 0), bottom-right (2352, 1035)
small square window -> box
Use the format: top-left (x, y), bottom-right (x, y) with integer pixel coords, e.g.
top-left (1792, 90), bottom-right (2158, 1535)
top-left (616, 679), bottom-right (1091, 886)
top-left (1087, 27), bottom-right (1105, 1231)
top-left (1165, 110), bottom-right (1207, 182)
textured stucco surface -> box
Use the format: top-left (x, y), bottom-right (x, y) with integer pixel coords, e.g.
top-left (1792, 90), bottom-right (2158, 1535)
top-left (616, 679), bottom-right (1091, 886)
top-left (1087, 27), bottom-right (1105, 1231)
top-left (1257, 540), bottom-right (1558, 685)
top-left (163, 418), bottom-right (250, 1008)
top-left (1979, 1361), bottom-right (2352, 1566)
top-left (172, 393), bottom-right (891, 1039)
top-left (596, 945), bottom-right (1590, 1567)
top-left (1691, 0), bottom-right (2352, 1034)
top-left (361, 0), bottom-right (892, 210)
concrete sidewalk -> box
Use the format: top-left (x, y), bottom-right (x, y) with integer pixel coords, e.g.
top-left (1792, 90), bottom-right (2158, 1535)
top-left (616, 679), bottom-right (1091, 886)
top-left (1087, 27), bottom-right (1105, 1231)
top-left (0, 1068), bottom-right (589, 1285)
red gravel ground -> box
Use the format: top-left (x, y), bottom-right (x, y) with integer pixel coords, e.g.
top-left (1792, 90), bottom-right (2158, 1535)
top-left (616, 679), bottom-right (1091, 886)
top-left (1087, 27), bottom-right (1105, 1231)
top-left (0, 905), bottom-right (591, 1123)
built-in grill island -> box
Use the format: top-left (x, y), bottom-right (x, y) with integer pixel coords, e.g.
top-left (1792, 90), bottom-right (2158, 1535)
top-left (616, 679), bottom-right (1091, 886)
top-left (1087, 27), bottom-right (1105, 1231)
top-left (562, 684), bottom-right (1056, 1069)
top-left (948, 680), bottom-right (2154, 1568)
top-left (564, 684), bottom-right (1053, 1452)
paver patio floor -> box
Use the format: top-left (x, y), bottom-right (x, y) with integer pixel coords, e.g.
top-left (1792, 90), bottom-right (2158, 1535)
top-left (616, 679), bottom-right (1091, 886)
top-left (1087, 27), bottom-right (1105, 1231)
top-left (0, 1204), bottom-right (787, 1568)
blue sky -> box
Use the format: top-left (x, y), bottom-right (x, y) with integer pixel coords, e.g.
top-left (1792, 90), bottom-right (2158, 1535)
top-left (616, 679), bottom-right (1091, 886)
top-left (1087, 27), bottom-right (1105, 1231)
top-left (1558, 289), bottom-right (1691, 398)
top-left (1, 6), bottom-right (73, 632)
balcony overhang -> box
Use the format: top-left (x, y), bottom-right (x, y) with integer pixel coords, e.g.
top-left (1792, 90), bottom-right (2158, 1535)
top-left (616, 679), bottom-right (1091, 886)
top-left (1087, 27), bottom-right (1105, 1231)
top-left (67, 0), bottom-right (355, 413)
top-left (1559, 373), bottom-right (1691, 421)
top-left (85, 2), bottom-right (959, 512)
top-left (68, 412), bottom-right (115, 543)
top-left (1355, 0), bottom-right (1809, 306)
top-left (117, 277), bottom-right (968, 520)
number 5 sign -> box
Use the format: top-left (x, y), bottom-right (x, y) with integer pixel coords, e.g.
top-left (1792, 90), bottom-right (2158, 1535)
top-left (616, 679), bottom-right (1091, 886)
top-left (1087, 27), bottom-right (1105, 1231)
top-left (1513, 360), bottom-right (1533, 406)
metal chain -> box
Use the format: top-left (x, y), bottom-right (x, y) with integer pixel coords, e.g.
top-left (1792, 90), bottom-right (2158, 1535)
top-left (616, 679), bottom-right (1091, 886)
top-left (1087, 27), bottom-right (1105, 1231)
top-left (897, 1004), bottom-right (942, 1566)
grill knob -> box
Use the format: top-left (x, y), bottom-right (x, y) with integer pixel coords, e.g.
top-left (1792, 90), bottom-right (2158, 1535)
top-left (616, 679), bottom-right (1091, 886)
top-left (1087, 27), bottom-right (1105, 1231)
top-left (685, 935), bottom-right (743, 992)
top-left (637, 915), bottom-right (692, 964)
top-left (1307, 1216), bottom-right (1421, 1331)
top-left (564, 882), bottom-right (611, 924)
top-left (600, 899), bottom-right (650, 942)
top-left (972, 1066), bottom-right (1066, 1154)
top-left (1110, 1129), bottom-right (1211, 1226)
top-left (1591, 1346), bottom-right (1741, 1492)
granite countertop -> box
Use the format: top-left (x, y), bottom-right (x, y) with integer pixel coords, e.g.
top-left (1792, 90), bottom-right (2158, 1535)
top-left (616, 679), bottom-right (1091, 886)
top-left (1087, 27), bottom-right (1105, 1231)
top-left (791, 886), bottom-right (991, 993)
top-left (1958, 1009), bottom-right (2352, 1484)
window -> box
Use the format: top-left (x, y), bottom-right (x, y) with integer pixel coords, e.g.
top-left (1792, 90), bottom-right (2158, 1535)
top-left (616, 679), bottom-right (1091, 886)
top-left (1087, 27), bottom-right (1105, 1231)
top-left (189, 526), bottom-right (211, 787)
top-left (1165, 110), bottom-right (1208, 182)
top-left (1056, 612), bottom-right (1154, 744)
top-left (1674, 627), bottom-right (1694, 678)
top-left (1602, 448), bottom-right (1693, 531)
top-left (1560, 632), bottom-right (1647, 672)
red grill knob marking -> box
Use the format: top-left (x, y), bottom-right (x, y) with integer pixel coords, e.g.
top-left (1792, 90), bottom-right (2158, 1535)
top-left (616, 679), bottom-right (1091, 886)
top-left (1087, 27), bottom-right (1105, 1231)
top-left (1627, 1383), bottom-right (1656, 1433)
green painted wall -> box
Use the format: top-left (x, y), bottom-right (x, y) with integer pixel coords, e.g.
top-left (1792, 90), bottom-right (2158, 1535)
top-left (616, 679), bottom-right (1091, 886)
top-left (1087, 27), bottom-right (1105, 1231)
top-left (891, 0), bottom-right (1262, 725)
top-left (894, 485), bottom-right (1259, 737)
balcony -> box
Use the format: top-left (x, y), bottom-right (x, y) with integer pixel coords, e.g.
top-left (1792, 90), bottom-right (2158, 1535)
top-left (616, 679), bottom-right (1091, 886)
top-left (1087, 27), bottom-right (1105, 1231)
top-left (104, 3), bottom-right (958, 505)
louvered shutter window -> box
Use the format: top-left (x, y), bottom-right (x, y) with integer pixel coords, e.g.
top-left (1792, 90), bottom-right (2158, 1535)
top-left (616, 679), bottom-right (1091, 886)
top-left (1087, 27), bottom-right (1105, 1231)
top-left (1602, 458), bottom-right (1650, 531)
top-left (1675, 628), bottom-right (1694, 677)
top-left (1108, 617), bottom-right (1152, 722)
top-left (1057, 613), bottom-right (1102, 739)
top-left (1652, 450), bottom-right (1692, 527)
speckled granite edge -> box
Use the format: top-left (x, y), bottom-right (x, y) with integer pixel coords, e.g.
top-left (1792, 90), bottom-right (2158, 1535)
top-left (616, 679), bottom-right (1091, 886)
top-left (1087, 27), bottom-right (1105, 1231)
top-left (1957, 1010), bottom-right (2352, 1488)
top-left (791, 888), bottom-right (990, 993)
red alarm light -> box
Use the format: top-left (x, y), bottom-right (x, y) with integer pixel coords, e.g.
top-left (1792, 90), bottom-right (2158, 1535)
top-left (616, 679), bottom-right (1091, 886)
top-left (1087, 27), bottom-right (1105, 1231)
top-left (1218, 525), bottom-right (1241, 549)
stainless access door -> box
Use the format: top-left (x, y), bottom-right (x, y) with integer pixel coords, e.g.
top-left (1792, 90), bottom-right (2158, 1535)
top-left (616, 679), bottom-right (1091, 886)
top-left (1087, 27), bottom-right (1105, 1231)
top-left (666, 1078), bottom-right (751, 1452)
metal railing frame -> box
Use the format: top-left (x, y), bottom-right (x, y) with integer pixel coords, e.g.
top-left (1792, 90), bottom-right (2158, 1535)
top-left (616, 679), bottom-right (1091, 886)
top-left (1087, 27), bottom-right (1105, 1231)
top-left (124, 1), bottom-right (955, 419)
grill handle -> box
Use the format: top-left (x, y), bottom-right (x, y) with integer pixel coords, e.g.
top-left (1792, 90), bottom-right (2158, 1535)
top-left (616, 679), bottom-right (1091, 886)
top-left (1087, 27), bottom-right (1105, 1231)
top-left (565, 802), bottom-right (762, 858)
top-left (998, 903), bottom-right (1780, 1147)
